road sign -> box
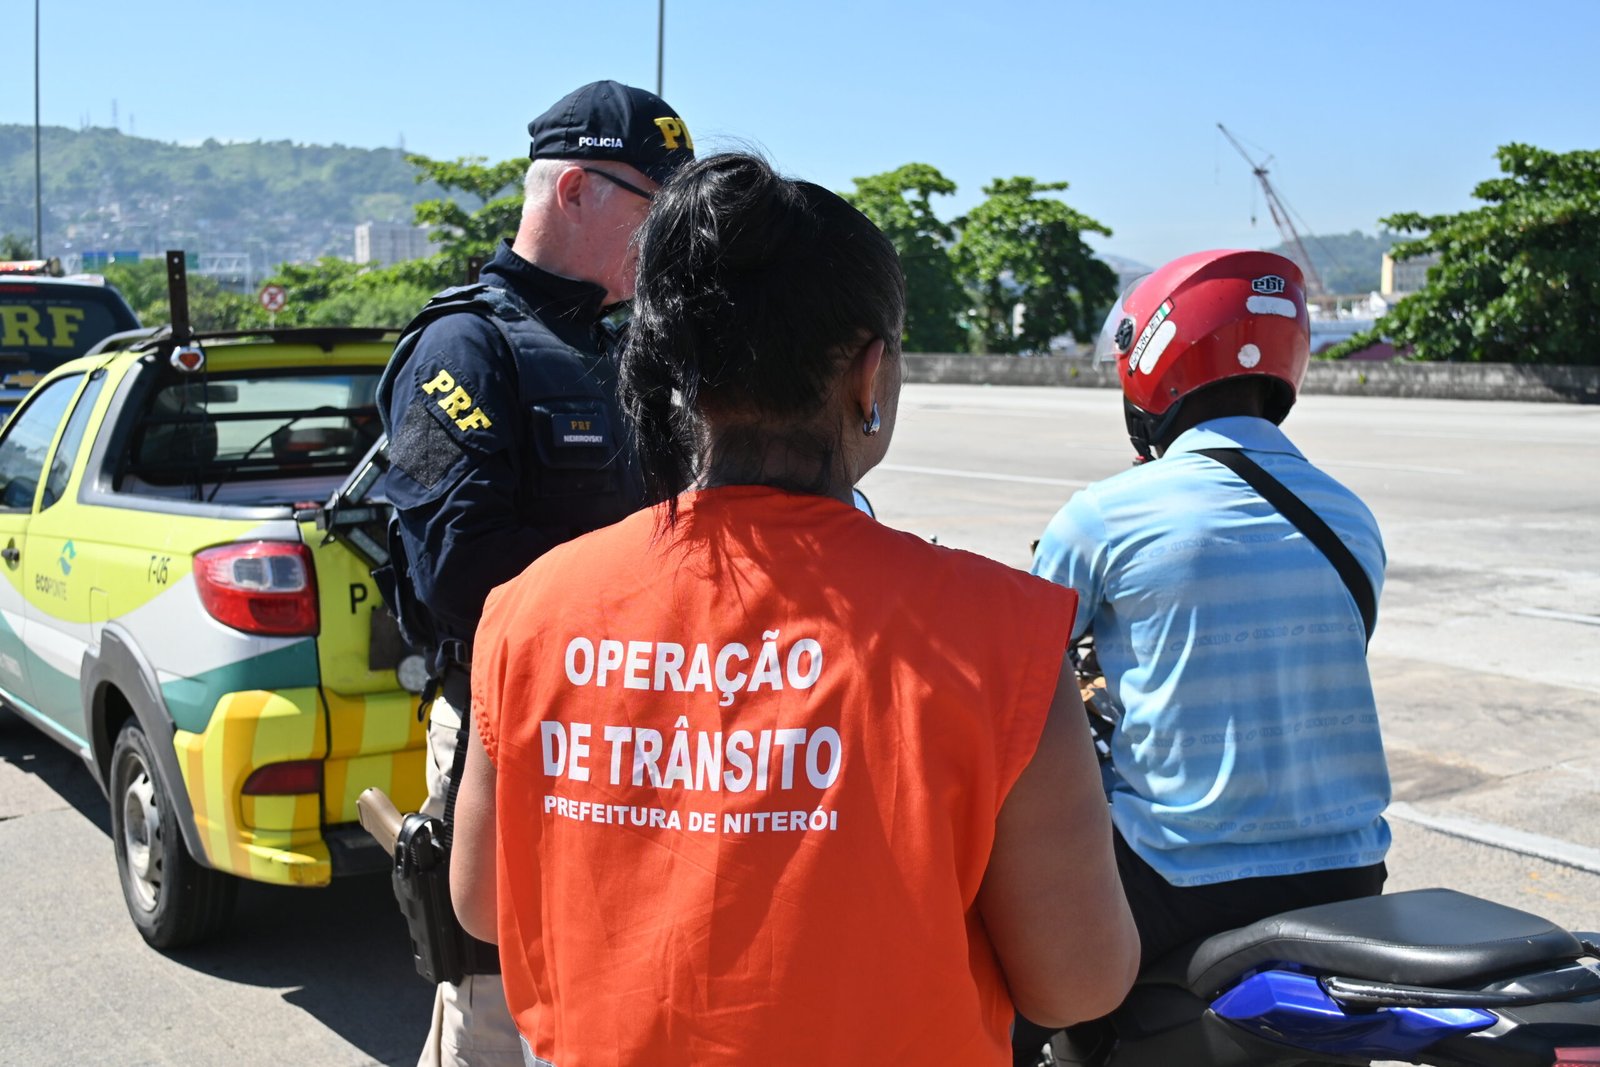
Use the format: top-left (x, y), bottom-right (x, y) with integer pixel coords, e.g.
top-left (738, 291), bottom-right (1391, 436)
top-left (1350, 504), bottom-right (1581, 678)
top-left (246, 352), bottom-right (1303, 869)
top-left (258, 284), bottom-right (287, 313)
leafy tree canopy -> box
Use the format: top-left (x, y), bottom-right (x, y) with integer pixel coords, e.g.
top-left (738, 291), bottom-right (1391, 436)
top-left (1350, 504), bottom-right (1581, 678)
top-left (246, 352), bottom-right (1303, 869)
top-left (1329, 143), bottom-right (1600, 364)
top-left (101, 258), bottom-right (258, 331)
top-left (1, 233), bottom-right (33, 259)
top-left (403, 153), bottom-right (526, 287)
top-left (952, 177), bottom-right (1115, 355)
top-left (844, 164), bottom-right (967, 354)
top-left (250, 154), bottom-right (524, 324)
top-left (844, 167), bottom-right (1116, 354)
top-left (103, 253), bottom-right (433, 332)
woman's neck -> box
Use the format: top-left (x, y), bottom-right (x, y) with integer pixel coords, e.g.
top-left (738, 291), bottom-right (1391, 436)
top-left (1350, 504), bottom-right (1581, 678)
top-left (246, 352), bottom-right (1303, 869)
top-left (698, 423), bottom-right (854, 505)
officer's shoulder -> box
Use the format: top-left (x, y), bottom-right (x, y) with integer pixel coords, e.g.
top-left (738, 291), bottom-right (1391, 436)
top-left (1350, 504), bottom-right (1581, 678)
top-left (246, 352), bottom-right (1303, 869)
top-left (406, 299), bottom-right (500, 346)
top-left (417, 288), bottom-right (570, 352)
top-left (406, 292), bottom-right (563, 364)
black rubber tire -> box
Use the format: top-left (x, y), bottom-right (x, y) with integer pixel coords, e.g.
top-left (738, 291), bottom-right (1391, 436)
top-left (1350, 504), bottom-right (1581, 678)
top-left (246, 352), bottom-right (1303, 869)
top-left (108, 720), bottom-right (238, 949)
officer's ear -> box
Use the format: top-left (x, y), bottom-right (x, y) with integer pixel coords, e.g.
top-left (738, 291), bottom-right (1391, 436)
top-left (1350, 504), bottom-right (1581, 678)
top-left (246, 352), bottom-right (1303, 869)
top-left (551, 164), bottom-right (590, 220)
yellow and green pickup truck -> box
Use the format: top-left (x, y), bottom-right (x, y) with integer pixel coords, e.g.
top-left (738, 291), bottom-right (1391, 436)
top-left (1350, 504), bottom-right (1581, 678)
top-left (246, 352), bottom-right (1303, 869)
top-left (0, 298), bottom-right (426, 948)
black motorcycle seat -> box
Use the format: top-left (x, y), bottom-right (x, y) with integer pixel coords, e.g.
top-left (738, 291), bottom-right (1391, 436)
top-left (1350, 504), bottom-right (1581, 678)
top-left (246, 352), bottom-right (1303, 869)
top-left (1174, 888), bottom-right (1582, 996)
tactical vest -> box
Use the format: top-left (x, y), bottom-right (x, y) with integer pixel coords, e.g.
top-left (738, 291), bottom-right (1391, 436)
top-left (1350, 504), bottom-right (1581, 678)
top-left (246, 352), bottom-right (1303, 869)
top-left (373, 283), bottom-right (643, 671)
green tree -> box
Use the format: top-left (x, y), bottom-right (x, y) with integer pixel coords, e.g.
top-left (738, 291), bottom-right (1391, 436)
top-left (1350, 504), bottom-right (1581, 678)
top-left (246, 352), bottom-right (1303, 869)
top-left (2, 233), bottom-right (33, 259)
top-left (844, 164), bottom-right (967, 353)
top-left (952, 178), bottom-right (1115, 354)
top-left (258, 258), bottom-right (431, 328)
top-left (100, 259), bottom-right (257, 331)
top-left (239, 153), bottom-right (525, 327)
top-left (186, 153), bottom-right (525, 330)
top-left (402, 153), bottom-right (527, 288)
top-left (1329, 144), bottom-right (1600, 363)
top-left (98, 260), bottom-right (169, 319)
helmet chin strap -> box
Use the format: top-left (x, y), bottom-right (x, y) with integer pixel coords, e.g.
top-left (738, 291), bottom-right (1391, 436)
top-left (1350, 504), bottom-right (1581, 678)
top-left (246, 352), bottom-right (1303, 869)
top-left (1123, 397), bottom-right (1183, 464)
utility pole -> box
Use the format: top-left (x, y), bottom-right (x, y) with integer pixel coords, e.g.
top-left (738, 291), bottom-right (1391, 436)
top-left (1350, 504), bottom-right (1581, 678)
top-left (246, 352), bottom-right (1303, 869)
top-left (34, 0), bottom-right (44, 257)
top-left (656, 0), bottom-right (665, 96)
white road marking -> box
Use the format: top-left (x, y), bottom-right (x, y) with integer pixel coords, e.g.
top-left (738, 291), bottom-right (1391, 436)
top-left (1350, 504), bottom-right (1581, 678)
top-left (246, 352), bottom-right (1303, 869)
top-left (1512, 607), bottom-right (1600, 627)
top-left (876, 463), bottom-right (1091, 488)
top-left (1387, 802), bottom-right (1600, 876)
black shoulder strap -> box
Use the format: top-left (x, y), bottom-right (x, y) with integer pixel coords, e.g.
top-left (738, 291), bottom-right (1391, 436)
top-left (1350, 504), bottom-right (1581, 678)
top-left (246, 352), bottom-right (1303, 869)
top-left (1193, 448), bottom-right (1377, 647)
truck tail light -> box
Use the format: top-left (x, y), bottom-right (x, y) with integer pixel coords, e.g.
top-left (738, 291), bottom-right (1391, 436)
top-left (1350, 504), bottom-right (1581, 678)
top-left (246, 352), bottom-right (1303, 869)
top-left (193, 542), bottom-right (319, 636)
top-left (242, 760), bottom-right (323, 796)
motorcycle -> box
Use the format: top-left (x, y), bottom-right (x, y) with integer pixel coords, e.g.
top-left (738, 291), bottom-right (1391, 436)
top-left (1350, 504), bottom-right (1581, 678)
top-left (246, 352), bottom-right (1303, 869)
top-left (1029, 640), bottom-right (1600, 1067)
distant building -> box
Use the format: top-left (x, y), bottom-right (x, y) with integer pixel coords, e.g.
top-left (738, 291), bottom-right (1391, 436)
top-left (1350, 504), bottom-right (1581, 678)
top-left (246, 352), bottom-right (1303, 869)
top-left (1380, 251), bottom-right (1440, 297)
top-left (1308, 291), bottom-right (1394, 353)
top-left (354, 221), bottom-right (439, 266)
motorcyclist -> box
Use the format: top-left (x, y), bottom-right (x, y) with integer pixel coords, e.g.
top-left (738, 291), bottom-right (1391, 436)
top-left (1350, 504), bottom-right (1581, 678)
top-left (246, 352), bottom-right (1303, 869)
top-left (1016, 249), bottom-right (1391, 1062)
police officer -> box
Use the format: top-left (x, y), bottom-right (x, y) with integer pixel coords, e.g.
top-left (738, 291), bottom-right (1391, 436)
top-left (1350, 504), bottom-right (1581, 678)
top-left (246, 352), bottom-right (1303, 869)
top-left (377, 81), bottom-right (694, 1067)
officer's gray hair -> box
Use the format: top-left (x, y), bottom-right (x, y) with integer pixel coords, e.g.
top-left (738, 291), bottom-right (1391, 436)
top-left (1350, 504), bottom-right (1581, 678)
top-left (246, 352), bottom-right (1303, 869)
top-left (523, 159), bottom-right (618, 218)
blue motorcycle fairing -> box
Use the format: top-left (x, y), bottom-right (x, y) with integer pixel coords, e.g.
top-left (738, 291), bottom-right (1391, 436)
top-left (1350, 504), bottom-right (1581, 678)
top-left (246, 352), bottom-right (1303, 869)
top-left (1212, 969), bottom-right (1497, 1058)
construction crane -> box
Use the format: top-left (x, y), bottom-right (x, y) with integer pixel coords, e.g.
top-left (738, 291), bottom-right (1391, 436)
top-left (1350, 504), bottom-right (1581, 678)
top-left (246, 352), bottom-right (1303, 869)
top-left (1216, 123), bottom-right (1326, 297)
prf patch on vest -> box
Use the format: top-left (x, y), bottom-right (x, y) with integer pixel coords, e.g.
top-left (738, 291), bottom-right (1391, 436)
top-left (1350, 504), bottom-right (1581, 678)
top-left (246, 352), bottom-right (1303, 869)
top-left (419, 366), bottom-right (492, 432)
top-left (552, 411), bottom-right (612, 449)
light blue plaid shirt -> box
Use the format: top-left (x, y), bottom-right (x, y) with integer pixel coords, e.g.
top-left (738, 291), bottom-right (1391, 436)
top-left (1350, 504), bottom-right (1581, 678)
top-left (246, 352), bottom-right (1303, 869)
top-left (1033, 416), bottom-right (1391, 885)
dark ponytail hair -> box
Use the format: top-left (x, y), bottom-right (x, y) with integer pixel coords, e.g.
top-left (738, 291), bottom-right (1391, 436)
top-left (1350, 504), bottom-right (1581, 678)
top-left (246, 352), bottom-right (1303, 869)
top-left (621, 152), bottom-right (905, 517)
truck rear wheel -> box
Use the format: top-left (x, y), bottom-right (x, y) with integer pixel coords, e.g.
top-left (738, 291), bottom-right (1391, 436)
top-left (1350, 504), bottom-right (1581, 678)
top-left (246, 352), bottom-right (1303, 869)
top-left (109, 720), bottom-right (237, 948)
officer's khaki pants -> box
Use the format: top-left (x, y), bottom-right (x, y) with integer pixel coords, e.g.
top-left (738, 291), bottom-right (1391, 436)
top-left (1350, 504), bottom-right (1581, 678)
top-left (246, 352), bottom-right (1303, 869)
top-left (417, 692), bottom-right (524, 1067)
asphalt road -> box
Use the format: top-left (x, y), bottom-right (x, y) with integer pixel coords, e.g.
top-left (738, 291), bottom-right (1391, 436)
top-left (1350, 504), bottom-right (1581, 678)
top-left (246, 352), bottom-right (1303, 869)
top-left (1, 385), bottom-right (1596, 1065)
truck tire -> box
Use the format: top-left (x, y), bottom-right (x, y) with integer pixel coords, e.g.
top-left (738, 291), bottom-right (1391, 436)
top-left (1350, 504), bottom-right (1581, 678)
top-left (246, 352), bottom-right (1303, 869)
top-left (109, 720), bottom-right (237, 948)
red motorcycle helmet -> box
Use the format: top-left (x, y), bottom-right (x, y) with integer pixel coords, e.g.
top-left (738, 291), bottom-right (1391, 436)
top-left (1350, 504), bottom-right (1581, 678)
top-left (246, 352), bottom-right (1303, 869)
top-left (1095, 249), bottom-right (1310, 460)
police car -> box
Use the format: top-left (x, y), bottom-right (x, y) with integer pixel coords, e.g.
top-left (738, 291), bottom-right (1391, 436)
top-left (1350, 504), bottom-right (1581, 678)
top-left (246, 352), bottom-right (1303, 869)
top-left (0, 259), bottom-right (141, 416)
top-left (0, 254), bottom-right (424, 948)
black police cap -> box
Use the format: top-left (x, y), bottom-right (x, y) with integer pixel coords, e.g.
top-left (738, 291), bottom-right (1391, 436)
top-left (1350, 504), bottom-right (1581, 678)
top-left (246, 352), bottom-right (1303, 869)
top-left (528, 80), bottom-right (695, 186)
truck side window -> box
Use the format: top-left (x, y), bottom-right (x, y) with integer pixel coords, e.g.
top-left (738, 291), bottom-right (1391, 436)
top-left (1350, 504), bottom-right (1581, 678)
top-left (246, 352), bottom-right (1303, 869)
top-left (41, 373), bottom-right (106, 510)
top-left (0, 374), bottom-right (82, 511)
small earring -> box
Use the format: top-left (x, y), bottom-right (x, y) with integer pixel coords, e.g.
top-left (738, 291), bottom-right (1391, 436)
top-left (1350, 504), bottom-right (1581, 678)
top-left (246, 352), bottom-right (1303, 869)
top-left (862, 401), bottom-right (881, 437)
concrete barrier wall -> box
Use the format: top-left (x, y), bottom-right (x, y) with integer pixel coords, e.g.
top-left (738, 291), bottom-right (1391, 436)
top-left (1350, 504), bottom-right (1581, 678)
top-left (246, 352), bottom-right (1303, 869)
top-left (901, 354), bottom-right (1600, 404)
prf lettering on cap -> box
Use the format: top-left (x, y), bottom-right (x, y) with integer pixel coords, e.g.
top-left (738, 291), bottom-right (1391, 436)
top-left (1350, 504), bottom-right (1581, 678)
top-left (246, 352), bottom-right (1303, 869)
top-left (420, 368), bottom-right (493, 431)
top-left (653, 116), bottom-right (693, 151)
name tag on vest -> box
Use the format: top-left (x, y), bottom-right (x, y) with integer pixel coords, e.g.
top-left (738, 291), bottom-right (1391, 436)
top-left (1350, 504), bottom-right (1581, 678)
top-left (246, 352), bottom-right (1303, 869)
top-left (552, 411), bottom-right (611, 449)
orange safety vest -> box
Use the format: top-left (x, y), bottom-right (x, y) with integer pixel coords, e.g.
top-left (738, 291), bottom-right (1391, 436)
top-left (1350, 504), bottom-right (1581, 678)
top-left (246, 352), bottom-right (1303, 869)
top-left (473, 486), bottom-right (1076, 1066)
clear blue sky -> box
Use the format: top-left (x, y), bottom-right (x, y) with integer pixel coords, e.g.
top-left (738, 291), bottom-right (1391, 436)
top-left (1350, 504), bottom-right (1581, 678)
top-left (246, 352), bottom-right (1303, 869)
top-left (3, 0), bottom-right (1597, 268)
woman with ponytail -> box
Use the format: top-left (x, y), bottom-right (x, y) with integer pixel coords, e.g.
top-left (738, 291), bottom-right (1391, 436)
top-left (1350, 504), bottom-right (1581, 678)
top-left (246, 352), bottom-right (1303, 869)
top-left (451, 153), bottom-right (1137, 1066)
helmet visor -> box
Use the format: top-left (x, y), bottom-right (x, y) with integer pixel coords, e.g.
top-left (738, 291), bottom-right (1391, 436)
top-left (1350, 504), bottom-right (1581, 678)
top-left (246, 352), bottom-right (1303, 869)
top-left (1092, 273), bottom-right (1150, 364)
